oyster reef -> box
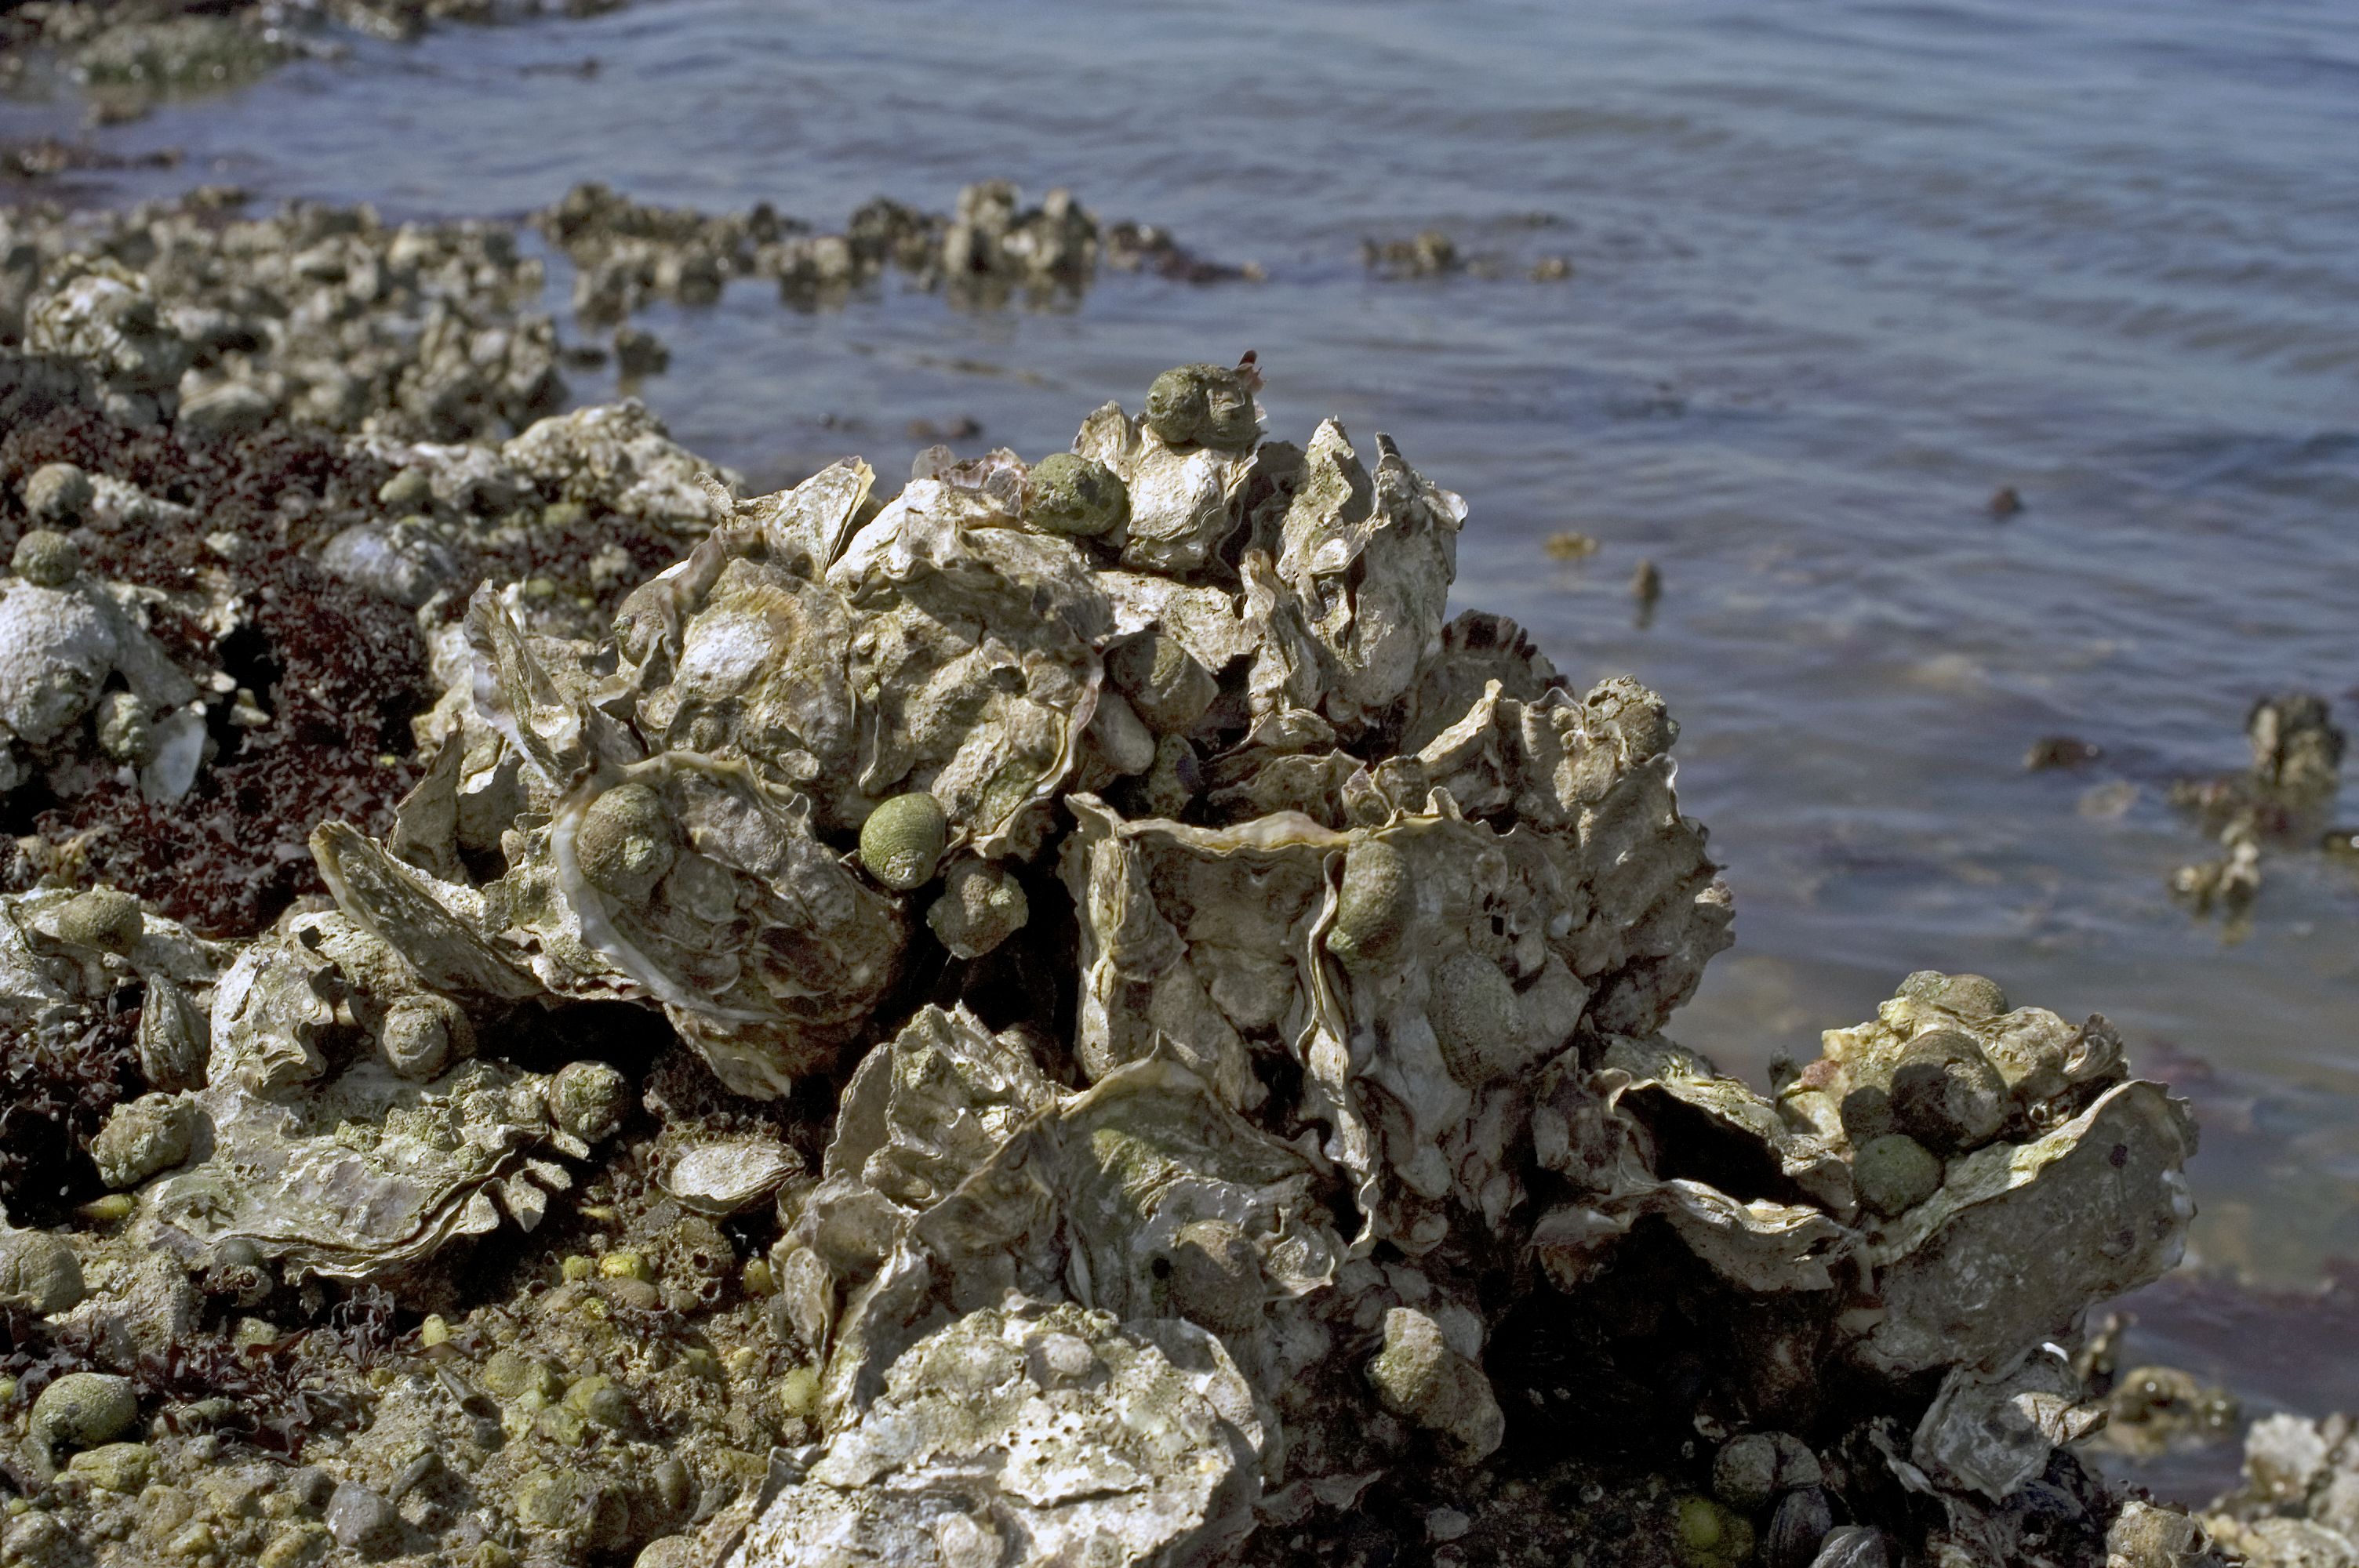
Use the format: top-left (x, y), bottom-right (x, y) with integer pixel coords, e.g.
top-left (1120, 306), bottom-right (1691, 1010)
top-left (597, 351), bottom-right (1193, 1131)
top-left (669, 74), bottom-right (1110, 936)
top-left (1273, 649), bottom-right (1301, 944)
top-left (0, 356), bottom-right (2209, 1568)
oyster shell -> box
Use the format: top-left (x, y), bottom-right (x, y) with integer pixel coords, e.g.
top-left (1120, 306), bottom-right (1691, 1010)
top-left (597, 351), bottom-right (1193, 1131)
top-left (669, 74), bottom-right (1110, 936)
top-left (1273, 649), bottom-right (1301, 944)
top-left (0, 365), bottom-right (2208, 1568)
top-left (730, 1302), bottom-right (1263, 1568)
top-left (666, 1138), bottom-right (801, 1216)
top-left (144, 1051), bottom-right (598, 1282)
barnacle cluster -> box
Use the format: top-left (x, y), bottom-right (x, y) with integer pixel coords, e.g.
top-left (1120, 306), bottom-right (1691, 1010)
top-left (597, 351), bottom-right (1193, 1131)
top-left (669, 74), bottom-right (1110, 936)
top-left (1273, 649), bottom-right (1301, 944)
top-left (533, 179), bottom-right (1246, 321)
top-left (1, 0), bottom-right (623, 125)
top-left (2166, 691), bottom-right (2348, 920)
top-left (2, 194), bottom-right (563, 441)
top-left (0, 361), bottom-right (2218, 1568)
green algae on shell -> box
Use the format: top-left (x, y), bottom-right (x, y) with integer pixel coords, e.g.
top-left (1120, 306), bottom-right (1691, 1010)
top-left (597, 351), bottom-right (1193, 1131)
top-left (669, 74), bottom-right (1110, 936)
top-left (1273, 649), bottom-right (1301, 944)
top-left (1899, 970), bottom-right (2009, 1020)
top-left (1143, 362), bottom-right (1259, 451)
top-left (1674, 1494), bottom-right (1758, 1568)
top-left (573, 782), bottom-right (680, 905)
top-left (379, 992), bottom-right (473, 1080)
top-left (1161, 1218), bottom-right (1264, 1334)
top-left (0, 1227), bottom-right (85, 1315)
top-left (48, 886), bottom-right (144, 953)
top-left (1427, 949), bottom-right (1528, 1087)
top-left (31, 1371), bottom-right (139, 1455)
top-left (1365, 1305), bottom-right (1505, 1461)
top-left (1328, 837), bottom-right (1415, 967)
top-left (1854, 1132), bottom-right (1943, 1216)
top-left (859, 792), bottom-right (950, 891)
top-left (1026, 451), bottom-right (1130, 537)
top-left (9, 529), bottom-right (80, 589)
top-left (547, 1059), bottom-right (631, 1146)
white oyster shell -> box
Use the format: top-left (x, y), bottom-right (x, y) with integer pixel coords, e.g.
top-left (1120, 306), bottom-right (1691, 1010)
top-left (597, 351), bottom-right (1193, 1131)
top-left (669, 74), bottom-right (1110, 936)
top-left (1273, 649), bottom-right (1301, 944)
top-left (731, 1302), bottom-right (1263, 1568)
top-left (666, 1139), bottom-right (801, 1215)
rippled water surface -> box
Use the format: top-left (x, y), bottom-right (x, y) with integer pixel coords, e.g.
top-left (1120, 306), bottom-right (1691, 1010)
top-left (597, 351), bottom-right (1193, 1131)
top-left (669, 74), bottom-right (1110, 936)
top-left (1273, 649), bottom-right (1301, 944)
top-left (9, 0), bottom-right (2359, 1492)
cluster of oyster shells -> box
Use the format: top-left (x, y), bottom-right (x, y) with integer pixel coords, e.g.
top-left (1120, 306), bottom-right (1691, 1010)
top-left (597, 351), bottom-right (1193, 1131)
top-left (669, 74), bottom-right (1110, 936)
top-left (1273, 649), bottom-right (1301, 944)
top-left (2, 363), bottom-right (2208, 1568)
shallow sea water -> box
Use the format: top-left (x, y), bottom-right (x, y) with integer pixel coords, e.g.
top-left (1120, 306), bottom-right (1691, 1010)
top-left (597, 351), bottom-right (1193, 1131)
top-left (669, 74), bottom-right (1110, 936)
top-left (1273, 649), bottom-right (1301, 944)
top-left (6, 0), bottom-right (2358, 1499)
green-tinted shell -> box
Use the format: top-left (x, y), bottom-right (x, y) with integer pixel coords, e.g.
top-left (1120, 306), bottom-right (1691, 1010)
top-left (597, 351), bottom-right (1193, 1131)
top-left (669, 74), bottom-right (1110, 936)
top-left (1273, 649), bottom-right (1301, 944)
top-left (12, 528), bottom-right (81, 587)
top-left (1427, 950), bottom-right (1527, 1085)
top-left (1899, 971), bottom-right (2009, 1020)
top-left (380, 993), bottom-right (471, 1080)
top-left (51, 888), bottom-right (144, 955)
top-left (513, 1468), bottom-right (583, 1531)
top-left (1143, 366), bottom-right (1212, 446)
top-left (859, 792), bottom-right (949, 891)
top-left (1134, 735), bottom-right (1201, 819)
top-left (1161, 1218), bottom-right (1263, 1334)
top-left (1143, 363), bottom-right (1257, 451)
top-left (481, 1349), bottom-right (564, 1402)
top-left (31, 1371), bottom-right (138, 1454)
top-left (1106, 628), bottom-right (1216, 736)
top-left (1888, 1029), bottom-right (2008, 1153)
top-left (1365, 1306), bottom-right (1504, 1460)
top-left (1027, 452), bottom-right (1129, 538)
top-left (547, 1060), bottom-right (630, 1146)
top-left (1853, 1132), bottom-right (1943, 1217)
top-left (562, 1373), bottom-right (633, 1428)
top-left (1674, 1494), bottom-right (1758, 1568)
top-left (1328, 839), bottom-right (1415, 968)
top-left (575, 782), bottom-right (678, 905)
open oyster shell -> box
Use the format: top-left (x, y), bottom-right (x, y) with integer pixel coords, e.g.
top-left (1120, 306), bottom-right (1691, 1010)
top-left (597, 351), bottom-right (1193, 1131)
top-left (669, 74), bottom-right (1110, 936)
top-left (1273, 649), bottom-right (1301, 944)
top-left (142, 1054), bottom-right (586, 1282)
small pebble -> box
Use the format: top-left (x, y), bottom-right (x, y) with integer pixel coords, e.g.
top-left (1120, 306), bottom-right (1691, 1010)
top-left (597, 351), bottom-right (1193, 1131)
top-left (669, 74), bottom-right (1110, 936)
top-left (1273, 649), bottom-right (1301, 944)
top-left (67, 1441), bottom-right (151, 1492)
top-left (325, 1481), bottom-right (402, 1555)
top-left (376, 469), bottom-right (432, 511)
top-left (23, 463), bottom-right (94, 522)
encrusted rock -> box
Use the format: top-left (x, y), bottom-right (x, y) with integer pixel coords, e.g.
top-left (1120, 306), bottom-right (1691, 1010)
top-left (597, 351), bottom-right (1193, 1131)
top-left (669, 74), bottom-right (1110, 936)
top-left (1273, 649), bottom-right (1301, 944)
top-left (89, 1091), bottom-right (198, 1188)
top-left (1367, 1306), bottom-right (1505, 1461)
top-left (31, 1371), bottom-right (139, 1455)
top-left (0, 1227), bottom-right (85, 1314)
